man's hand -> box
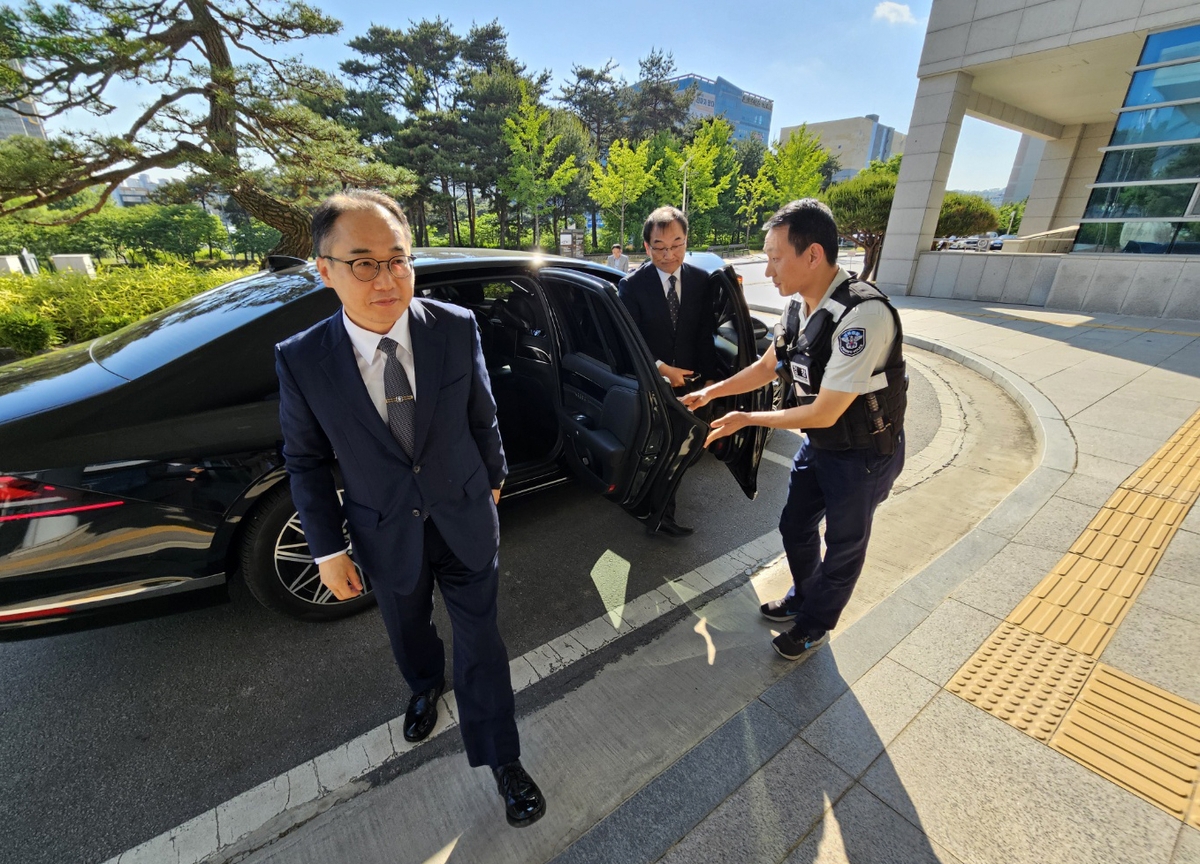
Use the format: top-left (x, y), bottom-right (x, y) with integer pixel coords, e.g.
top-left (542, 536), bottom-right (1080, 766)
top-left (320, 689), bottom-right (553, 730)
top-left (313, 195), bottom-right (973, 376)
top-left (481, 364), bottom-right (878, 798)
top-left (705, 411), bottom-right (751, 447)
top-left (658, 363), bottom-right (694, 388)
top-left (492, 488), bottom-right (501, 505)
top-left (681, 384), bottom-right (717, 410)
top-left (317, 553), bottom-right (363, 600)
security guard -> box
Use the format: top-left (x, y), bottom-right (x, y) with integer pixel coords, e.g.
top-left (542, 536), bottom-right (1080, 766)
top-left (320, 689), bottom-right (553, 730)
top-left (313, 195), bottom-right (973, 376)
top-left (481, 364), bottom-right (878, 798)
top-left (683, 199), bottom-right (906, 660)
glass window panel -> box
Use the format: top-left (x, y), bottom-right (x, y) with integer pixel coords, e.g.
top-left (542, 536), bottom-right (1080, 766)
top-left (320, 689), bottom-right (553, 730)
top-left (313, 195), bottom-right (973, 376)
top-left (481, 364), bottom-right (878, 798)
top-left (1097, 144), bottom-right (1200, 183)
top-left (1111, 104), bottom-right (1200, 146)
top-left (1127, 61), bottom-right (1200, 107)
top-left (1140, 24), bottom-right (1200, 67)
top-left (1083, 183), bottom-right (1197, 219)
top-left (1073, 220), bottom-right (1200, 254)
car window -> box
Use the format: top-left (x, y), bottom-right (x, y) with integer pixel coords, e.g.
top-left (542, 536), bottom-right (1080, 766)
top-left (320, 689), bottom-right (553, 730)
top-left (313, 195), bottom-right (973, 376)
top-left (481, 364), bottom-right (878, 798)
top-left (544, 278), bottom-right (634, 377)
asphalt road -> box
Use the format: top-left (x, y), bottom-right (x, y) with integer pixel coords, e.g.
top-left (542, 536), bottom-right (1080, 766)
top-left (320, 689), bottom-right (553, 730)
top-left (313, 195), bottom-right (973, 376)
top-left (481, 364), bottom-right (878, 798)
top-left (0, 354), bottom-right (940, 864)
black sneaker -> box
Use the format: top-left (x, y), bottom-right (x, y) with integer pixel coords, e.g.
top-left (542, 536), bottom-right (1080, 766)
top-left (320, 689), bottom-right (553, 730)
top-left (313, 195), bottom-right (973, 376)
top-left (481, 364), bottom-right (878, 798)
top-left (772, 627), bottom-right (828, 661)
top-left (760, 596), bottom-right (798, 622)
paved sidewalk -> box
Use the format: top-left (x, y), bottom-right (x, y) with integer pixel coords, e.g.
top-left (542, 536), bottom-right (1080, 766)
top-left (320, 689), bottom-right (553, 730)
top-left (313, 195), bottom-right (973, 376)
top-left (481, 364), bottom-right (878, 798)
top-left (219, 297), bottom-right (1200, 864)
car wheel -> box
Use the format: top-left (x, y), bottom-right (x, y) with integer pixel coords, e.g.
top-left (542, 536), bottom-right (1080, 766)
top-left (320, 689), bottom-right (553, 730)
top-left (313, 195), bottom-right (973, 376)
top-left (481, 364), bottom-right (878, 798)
top-left (239, 482), bottom-right (375, 620)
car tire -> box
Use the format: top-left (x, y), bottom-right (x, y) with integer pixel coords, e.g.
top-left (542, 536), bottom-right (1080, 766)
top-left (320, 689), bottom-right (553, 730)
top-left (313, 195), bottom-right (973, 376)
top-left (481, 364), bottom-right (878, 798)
top-left (239, 482), bottom-right (375, 621)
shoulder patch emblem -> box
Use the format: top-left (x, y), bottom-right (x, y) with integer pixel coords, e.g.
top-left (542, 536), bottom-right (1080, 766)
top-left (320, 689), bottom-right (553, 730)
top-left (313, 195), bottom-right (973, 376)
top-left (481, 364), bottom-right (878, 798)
top-left (838, 327), bottom-right (866, 356)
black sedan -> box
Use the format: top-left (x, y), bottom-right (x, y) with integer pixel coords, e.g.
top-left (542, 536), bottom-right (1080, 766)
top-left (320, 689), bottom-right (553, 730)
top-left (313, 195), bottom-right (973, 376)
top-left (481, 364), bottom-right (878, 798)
top-left (0, 250), bottom-right (771, 627)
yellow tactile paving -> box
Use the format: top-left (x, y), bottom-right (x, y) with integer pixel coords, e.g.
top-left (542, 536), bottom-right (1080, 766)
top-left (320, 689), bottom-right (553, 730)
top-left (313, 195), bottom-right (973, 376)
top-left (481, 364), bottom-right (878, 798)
top-left (945, 407), bottom-right (1200, 823)
top-left (946, 622), bottom-right (1095, 741)
top-left (1002, 455), bottom-right (1199, 657)
top-left (1050, 665), bottom-right (1200, 822)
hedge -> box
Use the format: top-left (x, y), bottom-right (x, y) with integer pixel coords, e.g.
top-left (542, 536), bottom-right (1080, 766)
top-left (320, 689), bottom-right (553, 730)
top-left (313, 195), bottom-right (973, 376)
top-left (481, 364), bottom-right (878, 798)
top-left (0, 263), bottom-right (258, 358)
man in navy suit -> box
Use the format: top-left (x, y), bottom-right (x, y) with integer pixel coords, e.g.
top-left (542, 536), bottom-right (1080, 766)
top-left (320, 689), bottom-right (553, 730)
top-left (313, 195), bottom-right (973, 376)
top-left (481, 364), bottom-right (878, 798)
top-left (618, 206), bottom-right (718, 537)
top-left (275, 190), bottom-right (545, 827)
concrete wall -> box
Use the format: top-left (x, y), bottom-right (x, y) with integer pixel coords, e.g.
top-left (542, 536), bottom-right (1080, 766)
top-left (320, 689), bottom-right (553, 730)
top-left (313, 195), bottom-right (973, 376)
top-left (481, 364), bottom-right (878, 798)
top-left (1046, 255), bottom-right (1200, 319)
top-left (909, 251), bottom-right (1200, 320)
top-left (921, 0), bottom-right (1200, 77)
top-left (910, 251), bottom-right (1063, 306)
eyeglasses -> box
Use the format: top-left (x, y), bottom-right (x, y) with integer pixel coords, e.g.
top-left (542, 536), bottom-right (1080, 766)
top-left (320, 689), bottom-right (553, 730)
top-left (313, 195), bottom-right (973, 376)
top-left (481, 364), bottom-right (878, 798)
top-left (648, 243), bottom-right (686, 255)
top-left (322, 254), bottom-right (415, 282)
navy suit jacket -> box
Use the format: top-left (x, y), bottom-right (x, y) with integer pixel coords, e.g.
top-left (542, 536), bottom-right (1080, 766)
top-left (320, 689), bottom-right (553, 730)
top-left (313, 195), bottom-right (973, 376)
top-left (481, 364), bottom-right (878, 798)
top-left (618, 261), bottom-right (718, 383)
top-left (275, 298), bottom-right (507, 593)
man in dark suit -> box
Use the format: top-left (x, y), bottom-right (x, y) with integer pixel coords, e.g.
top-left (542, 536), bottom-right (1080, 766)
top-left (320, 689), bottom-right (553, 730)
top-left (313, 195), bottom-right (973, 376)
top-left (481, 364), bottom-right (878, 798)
top-left (618, 205), bottom-right (717, 537)
top-left (275, 190), bottom-right (545, 828)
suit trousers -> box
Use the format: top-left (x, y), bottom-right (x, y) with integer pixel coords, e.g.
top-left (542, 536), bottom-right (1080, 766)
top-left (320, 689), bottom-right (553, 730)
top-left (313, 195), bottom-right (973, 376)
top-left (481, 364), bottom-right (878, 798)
top-left (373, 518), bottom-right (520, 768)
top-left (778, 433), bottom-right (905, 634)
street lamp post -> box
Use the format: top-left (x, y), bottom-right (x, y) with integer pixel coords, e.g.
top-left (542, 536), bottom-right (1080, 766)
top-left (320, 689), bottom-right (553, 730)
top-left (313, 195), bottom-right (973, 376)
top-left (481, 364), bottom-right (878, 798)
top-left (681, 155), bottom-right (695, 215)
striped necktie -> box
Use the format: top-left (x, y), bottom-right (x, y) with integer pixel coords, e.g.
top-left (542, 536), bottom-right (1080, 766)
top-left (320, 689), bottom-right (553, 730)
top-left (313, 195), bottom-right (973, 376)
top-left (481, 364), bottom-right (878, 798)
top-left (377, 336), bottom-right (416, 458)
top-left (667, 274), bottom-right (680, 332)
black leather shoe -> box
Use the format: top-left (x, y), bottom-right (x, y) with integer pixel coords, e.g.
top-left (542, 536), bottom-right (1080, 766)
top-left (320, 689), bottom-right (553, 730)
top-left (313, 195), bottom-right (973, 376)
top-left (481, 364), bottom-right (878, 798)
top-left (402, 684), bottom-right (443, 743)
top-left (654, 515), bottom-right (694, 537)
top-left (493, 760), bottom-right (546, 828)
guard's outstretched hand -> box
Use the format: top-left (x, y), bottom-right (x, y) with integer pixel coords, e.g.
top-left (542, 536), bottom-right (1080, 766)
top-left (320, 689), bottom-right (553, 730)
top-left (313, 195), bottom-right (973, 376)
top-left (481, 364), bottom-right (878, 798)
top-left (706, 411), bottom-right (750, 447)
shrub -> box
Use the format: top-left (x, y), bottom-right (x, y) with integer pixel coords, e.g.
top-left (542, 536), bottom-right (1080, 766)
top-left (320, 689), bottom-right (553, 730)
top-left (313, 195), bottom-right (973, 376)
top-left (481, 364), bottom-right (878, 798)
top-left (0, 309), bottom-right (57, 356)
top-left (0, 262), bottom-right (257, 346)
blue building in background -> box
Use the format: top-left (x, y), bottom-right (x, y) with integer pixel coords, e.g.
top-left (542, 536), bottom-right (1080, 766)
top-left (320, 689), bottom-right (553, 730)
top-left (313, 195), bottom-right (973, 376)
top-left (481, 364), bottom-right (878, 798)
top-left (667, 74), bottom-right (773, 142)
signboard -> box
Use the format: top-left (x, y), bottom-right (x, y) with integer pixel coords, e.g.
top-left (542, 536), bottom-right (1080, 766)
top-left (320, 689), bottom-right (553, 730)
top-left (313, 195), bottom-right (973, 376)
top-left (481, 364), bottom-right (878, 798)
top-left (692, 93), bottom-right (716, 117)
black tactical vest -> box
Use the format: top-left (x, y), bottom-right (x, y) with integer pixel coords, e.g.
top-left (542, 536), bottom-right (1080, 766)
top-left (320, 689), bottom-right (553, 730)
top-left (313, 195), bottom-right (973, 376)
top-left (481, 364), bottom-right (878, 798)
top-left (774, 276), bottom-right (907, 454)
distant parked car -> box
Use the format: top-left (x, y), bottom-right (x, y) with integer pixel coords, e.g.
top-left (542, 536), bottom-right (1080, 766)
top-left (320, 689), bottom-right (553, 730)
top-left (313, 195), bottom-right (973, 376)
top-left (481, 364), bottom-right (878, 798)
top-left (992, 234), bottom-right (1018, 250)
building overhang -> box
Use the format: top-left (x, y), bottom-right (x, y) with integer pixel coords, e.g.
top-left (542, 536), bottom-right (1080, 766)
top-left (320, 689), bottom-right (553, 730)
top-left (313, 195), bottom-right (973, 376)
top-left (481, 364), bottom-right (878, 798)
top-left (957, 32), bottom-right (1145, 130)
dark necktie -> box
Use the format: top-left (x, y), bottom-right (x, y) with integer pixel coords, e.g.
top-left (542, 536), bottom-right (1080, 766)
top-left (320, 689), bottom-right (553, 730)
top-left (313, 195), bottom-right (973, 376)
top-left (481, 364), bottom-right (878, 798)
top-left (377, 336), bottom-right (416, 458)
top-left (667, 274), bottom-right (680, 332)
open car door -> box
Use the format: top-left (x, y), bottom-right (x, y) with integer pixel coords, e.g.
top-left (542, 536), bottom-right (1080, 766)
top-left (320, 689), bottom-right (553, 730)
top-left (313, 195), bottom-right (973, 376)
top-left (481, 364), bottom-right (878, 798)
top-left (539, 268), bottom-right (706, 531)
top-left (705, 264), bottom-right (772, 499)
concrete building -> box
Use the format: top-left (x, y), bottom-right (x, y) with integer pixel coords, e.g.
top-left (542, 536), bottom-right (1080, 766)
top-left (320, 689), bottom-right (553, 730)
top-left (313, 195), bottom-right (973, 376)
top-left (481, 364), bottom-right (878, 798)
top-left (113, 173), bottom-right (161, 207)
top-left (0, 61), bottom-right (48, 141)
top-left (1003, 134), bottom-right (1047, 204)
top-left (667, 74), bottom-right (773, 141)
top-left (876, 1), bottom-right (1200, 320)
top-left (781, 115), bottom-right (907, 181)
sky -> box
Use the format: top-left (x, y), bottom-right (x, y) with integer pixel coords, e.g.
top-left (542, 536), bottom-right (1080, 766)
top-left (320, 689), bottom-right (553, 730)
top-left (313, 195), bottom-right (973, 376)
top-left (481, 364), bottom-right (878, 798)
top-left (42, 0), bottom-right (1021, 192)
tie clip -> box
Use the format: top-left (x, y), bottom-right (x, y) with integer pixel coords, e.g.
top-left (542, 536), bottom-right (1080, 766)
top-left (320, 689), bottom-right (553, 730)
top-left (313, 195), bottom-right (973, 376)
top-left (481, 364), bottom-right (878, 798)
top-left (385, 395), bottom-right (415, 404)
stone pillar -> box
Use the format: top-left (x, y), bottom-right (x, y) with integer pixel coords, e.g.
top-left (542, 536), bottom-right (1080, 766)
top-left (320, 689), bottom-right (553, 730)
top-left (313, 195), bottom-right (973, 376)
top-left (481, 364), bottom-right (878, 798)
top-left (875, 71), bottom-right (974, 295)
top-left (1019, 125), bottom-right (1083, 236)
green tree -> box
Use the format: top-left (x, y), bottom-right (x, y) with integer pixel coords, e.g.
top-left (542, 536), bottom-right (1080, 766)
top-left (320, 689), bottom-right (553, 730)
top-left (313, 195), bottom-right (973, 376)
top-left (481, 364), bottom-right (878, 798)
top-left (0, 0), bottom-right (412, 257)
top-left (657, 117), bottom-right (736, 243)
top-left (623, 49), bottom-right (695, 143)
top-left (824, 172), bottom-right (897, 281)
top-left (230, 219), bottom-right (283, 262)
top-left (502, 87), bottom-right (580, 248)
top-left (558, 60), bottom-right (624, 248)
top-left (860, 153), bottom-right (903, 178)
top-left (937, 192), bottom-right (1000, 238)
top-left (341, 18), bottom-right (539, 247)
top-left (758, 126), bottom-right (826, 209)
top-left (589, 139), bottom-right (660, 249)
top-left (998, 198), bottom-right (1025, 234)
top-left (144, 205), bottom-right (228, 261)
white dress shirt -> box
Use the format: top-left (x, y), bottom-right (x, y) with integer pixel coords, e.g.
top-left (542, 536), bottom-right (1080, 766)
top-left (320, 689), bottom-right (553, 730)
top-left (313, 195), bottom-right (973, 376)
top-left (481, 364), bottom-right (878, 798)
top-left (655, 266), bottom-right (682, 305)
top-left (341, 307), bottom-right (417, 421)
top-left (313, 308), bottom-right (416, 564)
